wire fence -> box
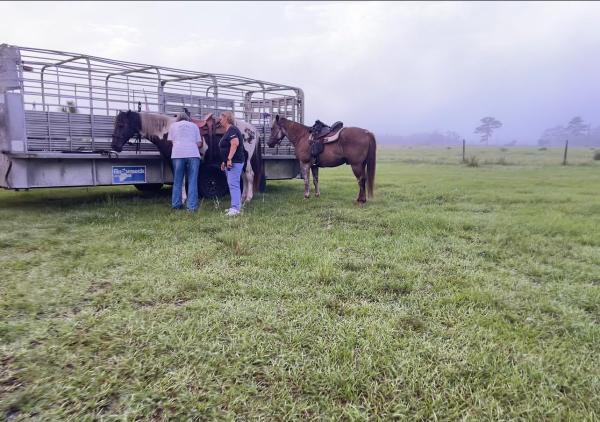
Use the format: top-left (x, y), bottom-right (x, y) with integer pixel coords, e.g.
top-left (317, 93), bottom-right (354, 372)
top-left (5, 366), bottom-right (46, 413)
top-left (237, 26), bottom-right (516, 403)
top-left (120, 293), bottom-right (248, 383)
top-left (377, 143), bottom-right (600, 167)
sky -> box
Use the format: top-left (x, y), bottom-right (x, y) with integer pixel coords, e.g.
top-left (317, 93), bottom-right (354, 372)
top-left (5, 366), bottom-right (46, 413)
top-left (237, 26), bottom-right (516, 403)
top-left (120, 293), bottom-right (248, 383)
top-left (1, 1), bottom-right (599, 144)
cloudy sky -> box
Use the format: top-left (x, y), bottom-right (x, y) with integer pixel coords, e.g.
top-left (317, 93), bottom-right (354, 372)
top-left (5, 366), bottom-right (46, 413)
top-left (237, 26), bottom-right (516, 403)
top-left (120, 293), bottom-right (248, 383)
top-left (1, 1), bottom-right (599, 143)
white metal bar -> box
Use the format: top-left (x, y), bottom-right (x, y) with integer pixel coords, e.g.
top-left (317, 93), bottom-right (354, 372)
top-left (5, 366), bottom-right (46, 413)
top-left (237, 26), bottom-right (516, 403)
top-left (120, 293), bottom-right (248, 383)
top-left (7, 44), bottom-right (302, 157)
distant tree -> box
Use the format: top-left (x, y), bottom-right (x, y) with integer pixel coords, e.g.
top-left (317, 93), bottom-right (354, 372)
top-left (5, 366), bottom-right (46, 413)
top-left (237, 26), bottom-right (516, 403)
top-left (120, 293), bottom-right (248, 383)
top-left (474, 117), bottom-right (502, 146)
top-left (566, 116), bottom-right (588, 138)
top-left (538, 125), bottom-right (566, 147)
top-left (444, 131), bottom-right (461, 144)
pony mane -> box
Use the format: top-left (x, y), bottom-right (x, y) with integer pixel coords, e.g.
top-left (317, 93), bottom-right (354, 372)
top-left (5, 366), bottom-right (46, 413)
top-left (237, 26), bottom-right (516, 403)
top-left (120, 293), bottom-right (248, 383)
top-left (139, 112), bottom-right (174, 138)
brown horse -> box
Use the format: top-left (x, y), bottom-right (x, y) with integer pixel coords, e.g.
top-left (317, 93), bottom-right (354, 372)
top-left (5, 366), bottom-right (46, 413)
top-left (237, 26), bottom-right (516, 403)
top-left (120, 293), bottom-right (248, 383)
top-left (268, 115), bottom-right (376, 203)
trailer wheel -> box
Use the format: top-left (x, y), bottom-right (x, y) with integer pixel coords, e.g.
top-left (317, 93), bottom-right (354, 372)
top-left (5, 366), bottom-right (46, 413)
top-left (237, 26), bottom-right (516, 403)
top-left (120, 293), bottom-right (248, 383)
top-left (134, 183), bottom-right (163, 192)
top-left (199, 165), bottom-right (229, 198)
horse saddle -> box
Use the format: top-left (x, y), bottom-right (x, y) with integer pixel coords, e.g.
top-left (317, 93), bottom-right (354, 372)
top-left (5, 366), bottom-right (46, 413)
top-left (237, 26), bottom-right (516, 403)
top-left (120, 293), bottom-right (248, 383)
top-left (309, 120), bottom-right (344, 167)
top-left (189, 112), bottom-right (224, 136)
top-left (191, 113), bottom-right (213, 135)
top-left (311, 120), bottom-right (344, 141)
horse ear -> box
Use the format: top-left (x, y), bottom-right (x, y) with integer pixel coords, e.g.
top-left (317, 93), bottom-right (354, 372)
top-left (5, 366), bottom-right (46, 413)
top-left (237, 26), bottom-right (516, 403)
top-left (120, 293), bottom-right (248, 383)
top-left (275, 114), bottom-right (280, 122)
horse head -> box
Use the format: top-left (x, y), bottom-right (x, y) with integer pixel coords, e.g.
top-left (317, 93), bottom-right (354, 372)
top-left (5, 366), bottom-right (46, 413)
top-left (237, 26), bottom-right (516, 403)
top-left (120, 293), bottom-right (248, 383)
top-left (267, 114), bottom-right (287, 147)
top-left (111, 110), bottom-right (141, 152)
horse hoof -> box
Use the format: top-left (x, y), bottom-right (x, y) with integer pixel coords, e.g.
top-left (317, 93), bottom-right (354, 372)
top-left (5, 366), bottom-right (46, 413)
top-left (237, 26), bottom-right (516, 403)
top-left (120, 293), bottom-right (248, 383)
top-left (315, 193), bottom-right (320, 198)
top-left (304, 195), bottom-right (310, 200)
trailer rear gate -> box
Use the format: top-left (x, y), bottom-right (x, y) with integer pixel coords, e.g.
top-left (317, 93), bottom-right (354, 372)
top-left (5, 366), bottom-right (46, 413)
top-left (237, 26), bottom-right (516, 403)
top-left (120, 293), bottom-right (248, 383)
top-left (0, 44), bottom-right (303, 190)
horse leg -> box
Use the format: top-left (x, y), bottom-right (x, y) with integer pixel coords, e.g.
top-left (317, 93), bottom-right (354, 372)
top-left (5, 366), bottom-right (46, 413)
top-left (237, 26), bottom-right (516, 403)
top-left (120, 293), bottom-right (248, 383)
top-left (300, 163), bottom-right (311, 199)
top-left (311, 166), bottom-right (320, 197)
top-left (241, 171), bottom-right (248, 204)
top-left (351, 163), bottom-right (367, 204)
top-left (243, 165), bottom-right (254, 204)
top-left (182, 173), bottom-right (188, 205)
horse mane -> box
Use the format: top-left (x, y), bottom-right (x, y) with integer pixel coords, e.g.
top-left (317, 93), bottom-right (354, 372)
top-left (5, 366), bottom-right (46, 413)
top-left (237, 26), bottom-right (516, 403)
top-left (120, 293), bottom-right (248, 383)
top-left (278, 117), bottom-right (311, 140)
top-left (278, 116), bottom-right (310, 131)
top-left (139, 112), bottom-right (174, 138)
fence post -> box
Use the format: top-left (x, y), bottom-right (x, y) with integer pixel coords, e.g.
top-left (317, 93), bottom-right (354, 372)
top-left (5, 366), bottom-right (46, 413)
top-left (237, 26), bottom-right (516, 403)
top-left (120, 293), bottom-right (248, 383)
top-left (563, 139), bottom-right (569, 165)
top-left (462, 139), bottom-right (466, 163)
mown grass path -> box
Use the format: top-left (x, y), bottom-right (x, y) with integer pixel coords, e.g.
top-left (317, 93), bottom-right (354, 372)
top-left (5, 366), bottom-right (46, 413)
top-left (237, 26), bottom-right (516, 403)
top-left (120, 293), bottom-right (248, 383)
top-left (1, 148), bottom-right (599, 420)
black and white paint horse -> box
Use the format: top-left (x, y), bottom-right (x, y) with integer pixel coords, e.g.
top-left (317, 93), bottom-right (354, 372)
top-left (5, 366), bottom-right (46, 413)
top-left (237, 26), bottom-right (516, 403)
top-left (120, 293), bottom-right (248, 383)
top-left (111, 111), bottom-right (262, 204)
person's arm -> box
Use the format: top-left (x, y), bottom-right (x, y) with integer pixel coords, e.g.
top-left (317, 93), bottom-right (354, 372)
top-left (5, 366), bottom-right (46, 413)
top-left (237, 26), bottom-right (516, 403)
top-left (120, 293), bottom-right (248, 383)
top-left (167, 125), bottom-right (175, 143)
top-left (226, 137), bottom-right (239, 169)
top-left (195, 125), bottom-right (202, 148)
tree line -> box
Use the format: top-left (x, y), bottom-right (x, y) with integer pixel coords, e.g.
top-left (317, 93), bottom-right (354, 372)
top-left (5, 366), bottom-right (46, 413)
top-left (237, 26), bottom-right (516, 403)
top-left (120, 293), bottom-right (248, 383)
top-left (538, 117), bottom-right (600, 147)
top-left (378, 115), bottom-right (600, 147)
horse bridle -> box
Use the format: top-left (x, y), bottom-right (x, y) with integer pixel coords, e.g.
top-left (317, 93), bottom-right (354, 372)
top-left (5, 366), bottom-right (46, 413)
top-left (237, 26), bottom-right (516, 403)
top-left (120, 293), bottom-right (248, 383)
top-left (274, 119), bottom-right (288, 144)
top-left (132, 104), bottom-right (143, 153)
top-left (114, 109), bottom-right (143, 154)
top-left (113, 131), bottom-right (141, 154)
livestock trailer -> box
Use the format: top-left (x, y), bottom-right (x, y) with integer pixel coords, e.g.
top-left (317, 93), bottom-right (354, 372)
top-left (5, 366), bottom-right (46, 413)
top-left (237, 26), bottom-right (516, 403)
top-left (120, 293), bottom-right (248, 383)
top-left (0, 44), bottom-right (302, 194)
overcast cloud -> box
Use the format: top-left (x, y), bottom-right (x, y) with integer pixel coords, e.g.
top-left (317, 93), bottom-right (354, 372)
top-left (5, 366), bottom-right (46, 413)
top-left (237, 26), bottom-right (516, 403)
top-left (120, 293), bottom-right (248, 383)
top-left (1, 1), bottom-right (599, 143)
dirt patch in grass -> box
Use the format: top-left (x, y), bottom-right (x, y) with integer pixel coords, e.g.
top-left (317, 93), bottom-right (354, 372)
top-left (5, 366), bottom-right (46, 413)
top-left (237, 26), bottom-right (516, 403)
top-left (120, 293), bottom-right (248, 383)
top-left (395, 315), bottom-right (427, 333)
top-left (87, 280), bottom-right (113, 294)
top-left (377, 280), bottom-right (413, 297)
top-left (0, 355), bottom-right (25, 416)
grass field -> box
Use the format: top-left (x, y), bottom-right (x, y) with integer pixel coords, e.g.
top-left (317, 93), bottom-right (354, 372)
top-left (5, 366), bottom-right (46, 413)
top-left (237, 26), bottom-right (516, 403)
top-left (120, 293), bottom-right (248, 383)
top-left (1, 147), bottom-right (599, 420)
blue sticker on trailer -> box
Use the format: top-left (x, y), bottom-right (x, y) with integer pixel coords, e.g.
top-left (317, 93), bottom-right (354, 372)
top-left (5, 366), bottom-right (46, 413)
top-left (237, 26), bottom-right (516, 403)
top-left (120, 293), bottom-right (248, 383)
top-left (112, 166), bottom-right (146, 184)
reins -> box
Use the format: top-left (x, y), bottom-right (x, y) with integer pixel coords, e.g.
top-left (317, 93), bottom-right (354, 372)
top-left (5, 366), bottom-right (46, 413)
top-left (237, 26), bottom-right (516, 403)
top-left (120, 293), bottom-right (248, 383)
top-left (133, 102), bottom-right (143, 154)
top-left (133, 132), bottom-right (142, 154)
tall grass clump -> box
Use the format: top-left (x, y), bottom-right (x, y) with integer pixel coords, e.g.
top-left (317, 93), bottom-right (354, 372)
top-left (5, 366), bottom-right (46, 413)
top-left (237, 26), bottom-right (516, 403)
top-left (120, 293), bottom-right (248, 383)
top-left (593, 150), bottom-right (600, 160)
top-left (465, 155), bottom-right (479, 167)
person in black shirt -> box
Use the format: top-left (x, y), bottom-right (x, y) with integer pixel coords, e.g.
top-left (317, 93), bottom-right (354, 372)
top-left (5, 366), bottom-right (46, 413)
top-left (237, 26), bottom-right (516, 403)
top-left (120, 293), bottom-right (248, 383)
top-left (219, 111), bottom-right (245, 216)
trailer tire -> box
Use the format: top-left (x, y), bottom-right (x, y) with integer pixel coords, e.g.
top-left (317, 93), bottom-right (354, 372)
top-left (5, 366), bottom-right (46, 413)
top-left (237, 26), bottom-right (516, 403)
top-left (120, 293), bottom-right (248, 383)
top-left (199, 164), bottom-right (229, 199)
top-left (134, 183), bottom-right (163, 192)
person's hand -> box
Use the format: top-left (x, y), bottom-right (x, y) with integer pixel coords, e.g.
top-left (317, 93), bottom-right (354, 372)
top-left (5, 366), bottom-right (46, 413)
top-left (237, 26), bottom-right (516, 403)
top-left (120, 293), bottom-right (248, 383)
top-left (221, 162), bottom-right (225, 172)
top-left (226, 159), bottom-right (233, 169)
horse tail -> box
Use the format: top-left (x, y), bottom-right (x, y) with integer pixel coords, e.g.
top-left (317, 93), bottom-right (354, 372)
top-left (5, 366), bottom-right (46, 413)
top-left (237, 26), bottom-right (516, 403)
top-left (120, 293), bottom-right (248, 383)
top-left (251, 137), bottom-right (263, 192)
top-left (366, 133), bottom-right (376, 199)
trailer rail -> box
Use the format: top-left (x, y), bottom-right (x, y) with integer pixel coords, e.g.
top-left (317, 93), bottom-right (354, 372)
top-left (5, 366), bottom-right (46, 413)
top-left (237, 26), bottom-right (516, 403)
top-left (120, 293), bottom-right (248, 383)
top-left (0, 44), bottom-right (303, 189)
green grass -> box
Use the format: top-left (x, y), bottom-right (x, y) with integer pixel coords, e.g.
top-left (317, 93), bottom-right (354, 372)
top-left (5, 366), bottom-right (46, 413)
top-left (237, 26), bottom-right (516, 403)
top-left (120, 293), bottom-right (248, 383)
top-left (1, 147), bottom-right (599, 420)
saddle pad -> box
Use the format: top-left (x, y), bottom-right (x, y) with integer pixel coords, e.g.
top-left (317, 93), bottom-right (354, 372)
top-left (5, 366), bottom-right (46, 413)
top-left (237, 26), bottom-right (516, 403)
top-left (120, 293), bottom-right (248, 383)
top-left (322, 127), bottom-right (344, 144)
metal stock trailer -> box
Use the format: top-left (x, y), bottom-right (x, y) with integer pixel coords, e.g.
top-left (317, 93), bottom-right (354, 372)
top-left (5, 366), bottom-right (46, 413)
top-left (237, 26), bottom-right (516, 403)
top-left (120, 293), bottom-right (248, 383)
top-left (0, 44), bottom-right (302, 191)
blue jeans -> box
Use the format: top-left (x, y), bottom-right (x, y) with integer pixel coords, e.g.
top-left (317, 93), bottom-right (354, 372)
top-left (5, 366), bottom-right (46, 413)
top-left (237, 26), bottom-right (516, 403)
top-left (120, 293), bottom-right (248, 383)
top-left (172, 157), bottom-right (200, 210)
top-left (226, 162), bottom-right (244, 211)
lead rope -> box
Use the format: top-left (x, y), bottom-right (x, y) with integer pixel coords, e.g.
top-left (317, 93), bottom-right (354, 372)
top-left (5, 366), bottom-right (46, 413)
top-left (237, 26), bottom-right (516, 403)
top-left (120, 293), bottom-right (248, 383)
top-left (135, 132), bottom-right (141, 154)
top-left (136, 102), bottom-right (143, 154)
